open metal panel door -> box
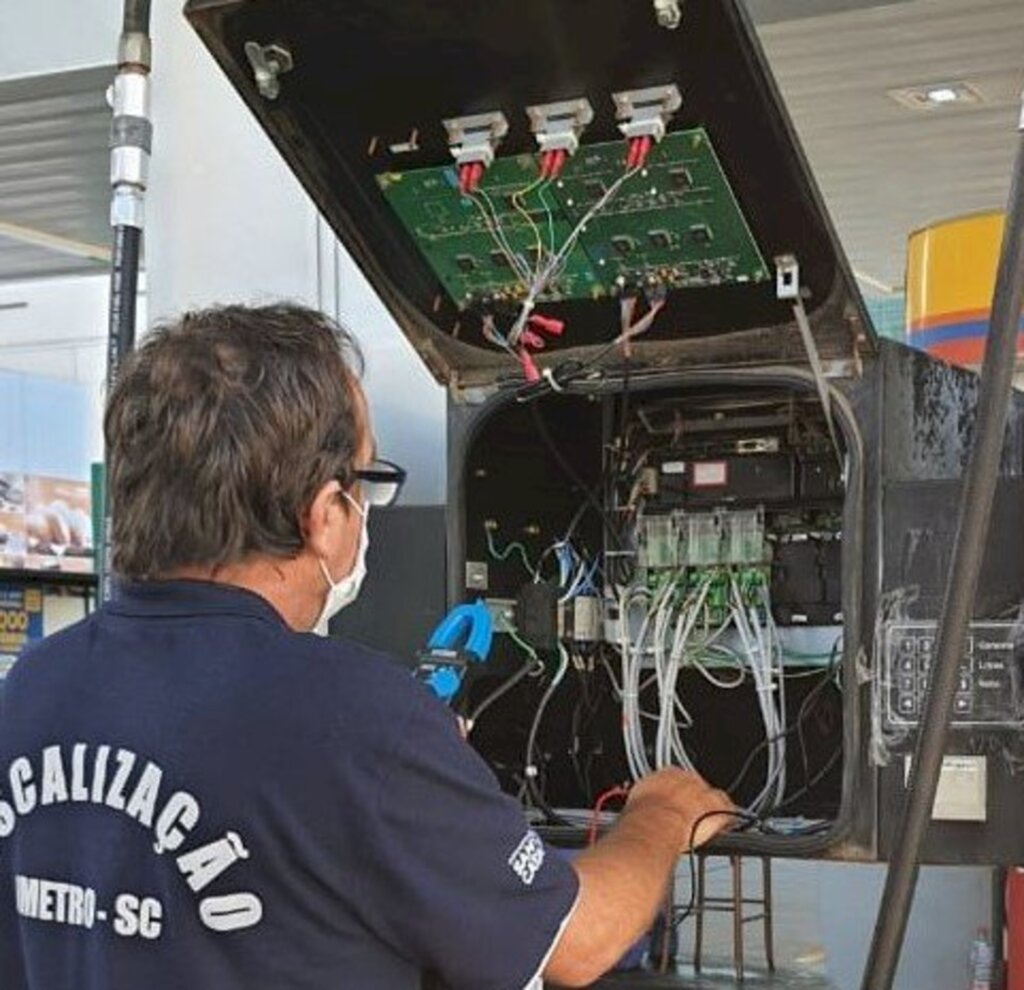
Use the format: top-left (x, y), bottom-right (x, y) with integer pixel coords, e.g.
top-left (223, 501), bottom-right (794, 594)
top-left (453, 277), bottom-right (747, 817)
top-left (184, 0), bottom-right (876, 391)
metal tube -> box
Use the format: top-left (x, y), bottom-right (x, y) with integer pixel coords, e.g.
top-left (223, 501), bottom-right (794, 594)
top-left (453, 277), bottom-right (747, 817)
top-left (123, 0), bottom-right (151, 35)
top-left (861, 97), bottom-right (1024, 990)
top-left (100, 1), bottom-right (152, 601)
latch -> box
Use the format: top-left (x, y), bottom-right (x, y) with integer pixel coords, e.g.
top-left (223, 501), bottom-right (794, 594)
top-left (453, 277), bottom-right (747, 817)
top-left (244, 41), bottom-right (294, 101)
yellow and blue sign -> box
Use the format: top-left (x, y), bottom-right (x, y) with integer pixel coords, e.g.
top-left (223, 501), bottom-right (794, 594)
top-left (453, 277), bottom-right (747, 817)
top-left (906, 211), bottom-right (1024, 367)
top-left (0, 584), bottom-right (43, 677)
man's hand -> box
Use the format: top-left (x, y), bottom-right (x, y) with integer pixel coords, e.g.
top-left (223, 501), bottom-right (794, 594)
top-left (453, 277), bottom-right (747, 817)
top-left (625, 767), bottom-right (737, 854)
top-left (545, 769), bottom-right (737, 987)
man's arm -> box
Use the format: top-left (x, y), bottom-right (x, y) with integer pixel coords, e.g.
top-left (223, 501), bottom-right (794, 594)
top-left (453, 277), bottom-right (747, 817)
top-left (544, 769), bottom-right (735, 988)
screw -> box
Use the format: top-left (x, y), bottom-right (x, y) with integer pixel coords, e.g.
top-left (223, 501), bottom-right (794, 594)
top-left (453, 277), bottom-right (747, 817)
top-left (653, 0), bottom-right (682, 30)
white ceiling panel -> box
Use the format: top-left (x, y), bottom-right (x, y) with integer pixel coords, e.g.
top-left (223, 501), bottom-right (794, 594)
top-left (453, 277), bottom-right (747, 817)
top-left (755, 0), bottom-right (1024, 290)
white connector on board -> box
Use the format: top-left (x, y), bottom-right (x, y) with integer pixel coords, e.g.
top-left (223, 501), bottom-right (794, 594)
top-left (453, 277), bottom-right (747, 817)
top-left (612, 83), bottom-right (682, 143)
top-left (442, 110), bottom-right (509, 168)
top-left (525, 98), bottom-right (594, 156)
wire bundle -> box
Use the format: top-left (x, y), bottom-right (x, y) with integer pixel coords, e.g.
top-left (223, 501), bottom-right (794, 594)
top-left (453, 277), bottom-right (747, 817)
top-left (465, 146), bottom-right (646, 375)
top-left (616, 567), bottom-right (788, 817)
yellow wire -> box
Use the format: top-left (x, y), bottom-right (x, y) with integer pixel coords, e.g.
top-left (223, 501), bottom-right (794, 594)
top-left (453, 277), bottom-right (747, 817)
top-left (510, 174), bottom-right (547, 273)
top-left (467, 192), bottom-right (529, 285)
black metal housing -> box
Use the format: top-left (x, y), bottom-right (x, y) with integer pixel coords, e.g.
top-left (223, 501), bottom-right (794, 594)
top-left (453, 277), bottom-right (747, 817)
top-left (185, 0), bottom-right (1024, 864)
top-left (184, 0), bottom-right (874, 386)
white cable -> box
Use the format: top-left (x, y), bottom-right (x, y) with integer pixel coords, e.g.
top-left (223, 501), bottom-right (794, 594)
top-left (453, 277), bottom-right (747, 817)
top-left (507, 165), bottom-right (642, 346)
top-left (658, 576), bottom-right (709, 771)
top-left (688, 645), bottom-right (747, 689)
top-left (620, 585), bottom-right (653, 782)
top-left (729, 577), bottom-right (778, 815)
top-left (614, 564), bottom-right (787, 817)
top-left (764, 589), bottom-right (788, 806)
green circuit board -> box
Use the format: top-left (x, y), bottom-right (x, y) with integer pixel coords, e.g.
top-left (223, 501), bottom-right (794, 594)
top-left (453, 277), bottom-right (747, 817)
top-left (376, 128), bottom-right (768, 311)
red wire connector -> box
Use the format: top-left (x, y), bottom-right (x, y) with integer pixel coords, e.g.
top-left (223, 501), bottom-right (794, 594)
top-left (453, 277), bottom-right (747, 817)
top-left (588, 785), bottom-right (631, 845)
top-left (626, 135), bottom-right (654, 171)
top-left (459, 162), bottom-right (486, 194)
top-left (445, 110), bottom-right (509, 195)
top-left (518, 328), bottom-right (546, 351)
top-left (539, 149), bottom-right (568, 180)
top-left (528, 313), bottom-right (565, 337)
top-left (516, 313), bottom-right (566, 382)
top-left (634, 135), bottom-right (653, 169)
top-left (518, 348), bottom-right (541, 382)
top-left (526, 98), bottom-right (593, 179)
top-left (548, 149), bottom-right (567, 179)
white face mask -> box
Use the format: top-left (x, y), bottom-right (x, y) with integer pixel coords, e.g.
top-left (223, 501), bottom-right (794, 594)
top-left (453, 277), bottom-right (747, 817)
top-left (313, 493), bottom-right (369, 636)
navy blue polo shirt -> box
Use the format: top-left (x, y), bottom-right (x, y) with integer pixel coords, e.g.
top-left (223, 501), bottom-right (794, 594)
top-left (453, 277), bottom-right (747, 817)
top-left (0, 581), bottom-right (578, 990)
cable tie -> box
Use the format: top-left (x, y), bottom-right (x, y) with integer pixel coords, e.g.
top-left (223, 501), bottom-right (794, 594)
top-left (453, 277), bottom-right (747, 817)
top-left (541, 367), bottom-right (566, 394)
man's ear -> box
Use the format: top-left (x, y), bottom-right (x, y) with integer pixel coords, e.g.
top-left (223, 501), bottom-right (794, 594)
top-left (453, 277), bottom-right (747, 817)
top-left (302, 480), bottom-right (344, 559)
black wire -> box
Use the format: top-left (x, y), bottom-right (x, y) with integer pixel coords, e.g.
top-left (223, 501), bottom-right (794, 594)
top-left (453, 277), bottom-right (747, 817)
top-left (562, 497), bottom-right (593, 545)
top-left (672, 809), bottom-right (763, 929)
top-left (529, 403), bottom-right (626, 561)
top-left (724, 642), bottom-right (841, 798)
top-left (467, 658), bottom-right (535, 726)
top-left (770, 744), bottom-right (843, 814)
top-left (671, 799), bottom-right (838, 932)
top-left (505, 338), bottom-right (623, 403)
top-left (569, 665), bottom-right (611, 800)
top-left (522, 659), bottom-right (572, 827)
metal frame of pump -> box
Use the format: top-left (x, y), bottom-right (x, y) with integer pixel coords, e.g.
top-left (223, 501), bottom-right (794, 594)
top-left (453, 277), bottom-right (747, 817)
top-left (448, 360), bottom-right (867, 860)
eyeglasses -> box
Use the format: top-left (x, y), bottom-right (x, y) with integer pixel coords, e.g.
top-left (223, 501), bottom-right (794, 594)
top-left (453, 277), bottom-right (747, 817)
top-left (350, 458), bottom-right (407, 508)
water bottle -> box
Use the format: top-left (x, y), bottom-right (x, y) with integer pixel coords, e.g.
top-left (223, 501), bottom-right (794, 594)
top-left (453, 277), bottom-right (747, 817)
top-left (970, 927), bottom-right (994, 990)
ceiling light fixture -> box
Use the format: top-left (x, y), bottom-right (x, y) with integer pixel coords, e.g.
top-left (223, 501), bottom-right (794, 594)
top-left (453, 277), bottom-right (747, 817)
top-left (925, 87), bottom-right (959, 105)
top-left (887, 81), bottom-right (984, 111)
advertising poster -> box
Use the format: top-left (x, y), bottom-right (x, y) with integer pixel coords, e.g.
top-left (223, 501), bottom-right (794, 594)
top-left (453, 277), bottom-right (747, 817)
top-left (0, 584), bottom-right (44, 678)
top-left (0, 472), bottom-right (93, 574)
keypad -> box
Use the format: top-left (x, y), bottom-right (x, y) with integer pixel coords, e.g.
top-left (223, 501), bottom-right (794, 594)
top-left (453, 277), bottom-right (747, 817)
top-left (885, 621), bottom-right (1022, 728)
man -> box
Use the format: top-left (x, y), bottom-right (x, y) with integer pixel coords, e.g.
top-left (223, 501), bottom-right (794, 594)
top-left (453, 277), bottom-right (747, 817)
top-left (0, 303), bottom-right (733, 989)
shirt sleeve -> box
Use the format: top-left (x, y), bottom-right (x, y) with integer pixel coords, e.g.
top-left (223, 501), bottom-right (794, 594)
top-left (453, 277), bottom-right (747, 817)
top-left (357, 689), bottom-right (580, 990)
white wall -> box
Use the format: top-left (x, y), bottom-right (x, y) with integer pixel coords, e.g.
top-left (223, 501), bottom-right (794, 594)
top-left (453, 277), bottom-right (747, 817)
top-left (0, 0), bottom-right (121, 81)
top-left (0, 274), bottom-right (127, 464)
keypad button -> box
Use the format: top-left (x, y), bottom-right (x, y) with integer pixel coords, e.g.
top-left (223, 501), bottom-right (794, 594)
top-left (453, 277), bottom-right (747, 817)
top-left (898, 675), bottom-right (916, 694)
top-left (898, 695), bottom-right (917, 715)
top-left (898, 655), bottom-right (916, 674)
top-left (954, 696), bottom-right (973, 715)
